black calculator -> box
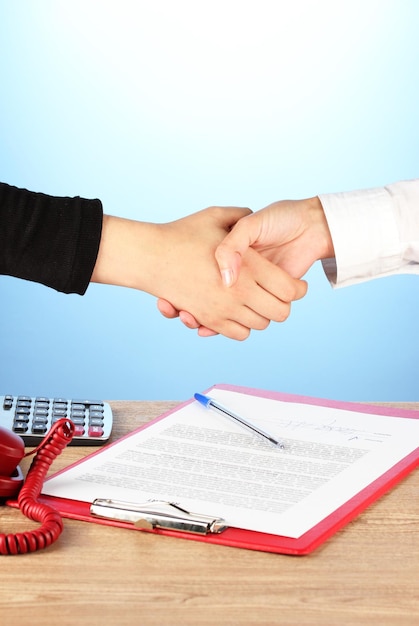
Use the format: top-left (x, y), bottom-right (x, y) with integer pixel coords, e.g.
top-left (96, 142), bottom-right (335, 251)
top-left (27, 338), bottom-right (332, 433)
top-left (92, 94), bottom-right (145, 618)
top-left (0, 394), bottom-right (113, 446)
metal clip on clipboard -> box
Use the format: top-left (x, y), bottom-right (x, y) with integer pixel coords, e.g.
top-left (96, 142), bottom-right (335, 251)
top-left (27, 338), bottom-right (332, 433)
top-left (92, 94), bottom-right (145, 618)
top-left (90, 498), bottom-right (228, 535)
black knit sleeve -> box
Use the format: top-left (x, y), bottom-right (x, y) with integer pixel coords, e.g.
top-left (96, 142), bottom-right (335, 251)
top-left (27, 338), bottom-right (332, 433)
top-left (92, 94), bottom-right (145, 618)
top-left (0, 182), bottom-right (103, 295)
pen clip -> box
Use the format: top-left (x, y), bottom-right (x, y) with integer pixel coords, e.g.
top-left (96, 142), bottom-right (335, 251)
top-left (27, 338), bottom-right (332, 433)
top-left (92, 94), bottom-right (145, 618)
top-left (90, 498), bottom-right (228, 535)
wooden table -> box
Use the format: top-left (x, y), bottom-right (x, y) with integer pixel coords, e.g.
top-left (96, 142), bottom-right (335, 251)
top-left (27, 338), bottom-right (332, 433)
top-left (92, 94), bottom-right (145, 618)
top-left (1, 400), bottom-right (418, 626)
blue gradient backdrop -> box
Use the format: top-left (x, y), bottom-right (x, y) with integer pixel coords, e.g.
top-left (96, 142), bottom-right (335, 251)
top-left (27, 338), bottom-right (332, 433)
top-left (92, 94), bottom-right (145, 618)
top-left (1, 1), bottom-right (418, 401)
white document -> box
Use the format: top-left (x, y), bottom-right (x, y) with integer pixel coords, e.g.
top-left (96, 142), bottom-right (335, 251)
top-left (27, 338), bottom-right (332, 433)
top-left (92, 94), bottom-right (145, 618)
top-left (42, 389), bottom-right (419, 538)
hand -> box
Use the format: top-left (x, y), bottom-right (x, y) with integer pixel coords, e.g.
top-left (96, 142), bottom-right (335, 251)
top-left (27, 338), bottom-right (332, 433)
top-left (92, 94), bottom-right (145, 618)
top-left (157, 197), bottom-right (332, 335)
top-left (156, 200), bottom-right (320, 336)
top-left (92, 207), bottom-right (307, 341)
top-left (215, 196), bottom-right (335, 286)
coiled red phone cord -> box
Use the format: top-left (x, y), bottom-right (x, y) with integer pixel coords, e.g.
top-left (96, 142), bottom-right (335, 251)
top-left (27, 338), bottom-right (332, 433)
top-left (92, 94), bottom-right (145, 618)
top-left (0, 418), bottom-right (74, 555)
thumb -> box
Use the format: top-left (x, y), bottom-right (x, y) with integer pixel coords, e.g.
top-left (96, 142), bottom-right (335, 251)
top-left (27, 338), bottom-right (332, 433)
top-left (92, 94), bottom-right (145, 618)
top-left (215, 214), bottom-right (260, 287)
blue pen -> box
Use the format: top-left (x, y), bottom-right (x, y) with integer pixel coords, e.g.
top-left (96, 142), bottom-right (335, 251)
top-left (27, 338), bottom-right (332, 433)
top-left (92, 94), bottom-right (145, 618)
top-left (194, 393), bottom-right (283, 448)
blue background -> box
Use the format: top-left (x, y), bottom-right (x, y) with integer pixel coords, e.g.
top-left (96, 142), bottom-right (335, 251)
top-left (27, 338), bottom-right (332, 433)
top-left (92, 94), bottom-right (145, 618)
top-left (1, 0), bottom-right (418, 402)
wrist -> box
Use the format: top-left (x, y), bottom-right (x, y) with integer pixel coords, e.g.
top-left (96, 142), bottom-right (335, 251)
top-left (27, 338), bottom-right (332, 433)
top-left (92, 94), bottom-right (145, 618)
top-left (91, 215), bottom-right (163, 293)
top-left (306, 196), bottom-right (335, 260)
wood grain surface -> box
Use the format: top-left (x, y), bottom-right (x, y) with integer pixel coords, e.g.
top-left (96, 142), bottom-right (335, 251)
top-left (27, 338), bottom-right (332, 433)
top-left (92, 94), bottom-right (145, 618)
top-left (1, 400), bottom-right (418, 625)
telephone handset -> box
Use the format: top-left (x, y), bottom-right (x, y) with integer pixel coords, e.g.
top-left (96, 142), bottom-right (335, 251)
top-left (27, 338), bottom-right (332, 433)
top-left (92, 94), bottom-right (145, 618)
top-left (0, 419), bottom-right (74, 555)
top-left (0, 427), bottom-right (25, 498)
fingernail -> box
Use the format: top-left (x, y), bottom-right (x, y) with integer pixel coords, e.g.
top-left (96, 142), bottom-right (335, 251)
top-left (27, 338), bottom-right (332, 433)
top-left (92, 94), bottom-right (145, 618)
top-left (221, 269), bottom-right (233, 287)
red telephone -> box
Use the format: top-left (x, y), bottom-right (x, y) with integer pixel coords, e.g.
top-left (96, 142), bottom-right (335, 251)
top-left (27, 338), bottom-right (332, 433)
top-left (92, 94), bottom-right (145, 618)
top-left (0, 427), bottom-right (25, 499)
top-left (0, 420), bottom-right (74, 555)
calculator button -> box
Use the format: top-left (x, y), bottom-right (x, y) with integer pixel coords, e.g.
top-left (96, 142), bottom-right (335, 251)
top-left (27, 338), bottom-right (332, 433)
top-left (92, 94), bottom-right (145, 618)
top-left (71, 403), bottom-right (86, 411)
top-left (3, 396), bottom-right (13, 410)
top-left (34, 401), bottom-right (49, 410)
top-left (34, 408), bottom-right (49, 417)
top-left (89, 417), bottom-right (104, 426)
top-left (15, 407), bottom-right (30, 415)
top-left (70, 416), bottom-right (85, 425)
top-left (13, 421), bottom-right (29, 432)
top-left (33, 414), bottom-right (48, 422)
top-left (36, 397), bottom-right (50, 403)
top-left (15, 413), bottom-right (29, 423)
top-left (73, 400), bottom-right (103, 407)
top-left (73, 425), bottom-right (85, 436)
top-left (89, 405), bottom-right (104, 412)
top-left (53, 401), bottom-right (68, 408)
top-left (88, 426), bottom-right (104, 437)
top-left (52, 409), bottom-right (67, 421)
top-left (32, 424), bottom-right (48, 434)
top-left (17, 396), bottom-right (32, 402)
top-left (16, 401), bottom-right (31, 409)
top-left (89, 411), bottom-right (104, 419)
top-left (71, 410), bottom-right (85, 419)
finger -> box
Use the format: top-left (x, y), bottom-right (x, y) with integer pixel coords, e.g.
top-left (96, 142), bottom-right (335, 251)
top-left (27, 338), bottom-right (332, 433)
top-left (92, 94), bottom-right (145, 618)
top-left (215, 302), bottom-right (272, 333)
top-left (200, 317), bottom-right (252, 341)
top-left (157, 298), bottom-right (179, 319)
top-left (179, 310), bottom-right (201, 329)
top-left (157, 300), bottom-right (219, 335)
top-left (221, 323), bottom-right (251, 341)
top-left (197, 327), bottom-right (219, 337)
top-left (245, 249), bottom-right (308, 303)
top-left (177, 311), bottom-right (219, 335)
top-left (293, 279), bottom-right (308, 301)
top-left (226, 253), bottom-right (307, 325)
top-left (215, 214), bottom-right (260, 286)
top-left (242, 293), bottom-right (291, 326)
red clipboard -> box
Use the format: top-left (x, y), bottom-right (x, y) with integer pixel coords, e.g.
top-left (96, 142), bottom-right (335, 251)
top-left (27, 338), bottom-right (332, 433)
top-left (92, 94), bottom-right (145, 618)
top-left (33, 385), bottom-right (419, 555)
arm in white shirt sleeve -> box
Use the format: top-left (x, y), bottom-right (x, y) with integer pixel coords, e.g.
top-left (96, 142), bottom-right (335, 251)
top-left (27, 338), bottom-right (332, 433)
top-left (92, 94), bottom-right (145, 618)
top-left (318, 179), bottom-right (419, 287)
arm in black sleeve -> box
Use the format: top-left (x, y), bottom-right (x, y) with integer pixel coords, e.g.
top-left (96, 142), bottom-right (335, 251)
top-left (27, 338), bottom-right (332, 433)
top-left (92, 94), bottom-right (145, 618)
top-left (0, 182), bottom-right (103, 294)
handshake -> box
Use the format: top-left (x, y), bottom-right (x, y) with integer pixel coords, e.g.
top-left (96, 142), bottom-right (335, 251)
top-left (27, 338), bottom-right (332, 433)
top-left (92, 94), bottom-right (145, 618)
top-left (93, 196), bottom-right (334, 341)
top-left (151, 197), bottom-right (334, 340)
top-left (5, 178), bottom-right (413, 332)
